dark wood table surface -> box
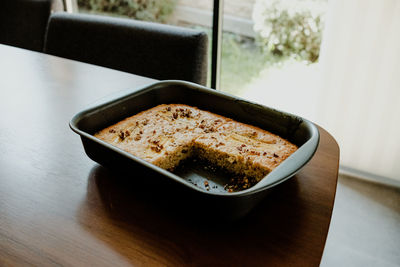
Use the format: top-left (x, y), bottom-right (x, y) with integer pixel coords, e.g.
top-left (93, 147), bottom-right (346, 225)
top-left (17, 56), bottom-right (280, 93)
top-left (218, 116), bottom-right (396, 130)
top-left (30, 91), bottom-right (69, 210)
top-left (0, 44), bottom-right (340, 266)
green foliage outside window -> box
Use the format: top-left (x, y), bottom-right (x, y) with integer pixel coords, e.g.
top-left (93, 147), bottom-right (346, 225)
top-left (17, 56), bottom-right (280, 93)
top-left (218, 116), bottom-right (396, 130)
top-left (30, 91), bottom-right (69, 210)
top-left (253, 0), bottom-right (327, 63)
top-left (77, 0), bottom-right (177, 23)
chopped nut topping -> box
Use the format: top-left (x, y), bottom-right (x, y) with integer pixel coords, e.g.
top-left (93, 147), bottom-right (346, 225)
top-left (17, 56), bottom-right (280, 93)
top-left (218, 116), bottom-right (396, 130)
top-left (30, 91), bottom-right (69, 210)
top-left (167, 106), bottom-right (171, 111)
top-left (125, 130), bottom-right (130, 137)
top-left (151, 145), bottom-right (163, 153)
top-left (204, 127), bottom-right (215, 133)
top-left (134, 134), bottom-right (141, 141)
top-left (139, 130), bottom-right (143, 134)
top-left (182, 109), bottom-right (192, 118)
top-left (151, 146), bottom-right (160, 152)
top-left (273, 153), bottom-right (279, 158)
top-left (216, 142), bottom-right (225, 148)
top-left (263, 152), bottom-right (267, 156)
top-left (118, 131), bottom-right (125, 140)
top-left (173, 112), bottom-right (178, 119)
top-left (109, 129), bottom-right (116, 133)
top-left (249, 150), bottom-right (261, 156)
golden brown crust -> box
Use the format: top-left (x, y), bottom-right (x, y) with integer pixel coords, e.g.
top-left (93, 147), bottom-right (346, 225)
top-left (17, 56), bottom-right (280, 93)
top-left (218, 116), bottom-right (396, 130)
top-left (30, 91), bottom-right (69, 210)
top-left (95, 104), bottom-right (298, 182)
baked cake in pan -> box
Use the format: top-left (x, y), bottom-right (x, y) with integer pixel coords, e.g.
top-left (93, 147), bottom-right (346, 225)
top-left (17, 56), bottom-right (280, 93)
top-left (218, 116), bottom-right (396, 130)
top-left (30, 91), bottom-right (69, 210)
top-left (95, 104), bottom-right (297, 189)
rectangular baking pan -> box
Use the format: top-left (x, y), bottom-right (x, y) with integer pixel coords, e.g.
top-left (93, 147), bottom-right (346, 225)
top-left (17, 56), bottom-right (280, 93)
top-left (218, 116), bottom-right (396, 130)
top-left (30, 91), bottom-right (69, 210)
top-left (70, 80), bottom-right (319, 220)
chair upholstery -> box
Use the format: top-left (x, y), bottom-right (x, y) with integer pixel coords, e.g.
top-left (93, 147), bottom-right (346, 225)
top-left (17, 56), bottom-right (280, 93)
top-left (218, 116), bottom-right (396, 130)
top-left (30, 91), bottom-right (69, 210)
top-left (0, 0), bottom-right (64, 52)
top-left (44, 12), bottom-right (208, 85)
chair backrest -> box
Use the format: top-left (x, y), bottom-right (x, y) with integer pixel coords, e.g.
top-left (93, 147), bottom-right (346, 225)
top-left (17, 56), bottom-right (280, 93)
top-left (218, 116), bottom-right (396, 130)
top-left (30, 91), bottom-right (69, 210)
top-left (0, 0), bottom-right (63, 52)
top-left (44, 12), bottom-right (208, 85)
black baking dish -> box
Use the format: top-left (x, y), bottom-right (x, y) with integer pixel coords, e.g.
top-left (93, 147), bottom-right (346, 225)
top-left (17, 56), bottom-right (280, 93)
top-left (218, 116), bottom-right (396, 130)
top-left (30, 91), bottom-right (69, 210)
top-left (70, 80), bottom-right (319, 220)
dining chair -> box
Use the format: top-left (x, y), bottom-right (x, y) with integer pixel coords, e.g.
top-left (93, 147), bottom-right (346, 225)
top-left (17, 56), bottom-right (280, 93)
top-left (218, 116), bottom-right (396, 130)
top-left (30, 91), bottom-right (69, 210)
top-left (0, 0), bottom-right (63, 52)
top-left (44, 12), bottom-right (208, 85)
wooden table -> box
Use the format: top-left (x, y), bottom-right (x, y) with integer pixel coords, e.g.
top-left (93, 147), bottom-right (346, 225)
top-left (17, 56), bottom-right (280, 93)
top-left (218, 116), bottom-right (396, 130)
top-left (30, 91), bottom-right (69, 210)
top-left (0, 44), bottom-right (340, 266)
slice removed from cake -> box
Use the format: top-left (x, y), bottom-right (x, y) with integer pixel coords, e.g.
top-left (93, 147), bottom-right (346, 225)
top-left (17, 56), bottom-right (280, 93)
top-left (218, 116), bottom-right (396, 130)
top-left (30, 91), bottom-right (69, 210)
top-left (94, 104), bottom-right (298, 188)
